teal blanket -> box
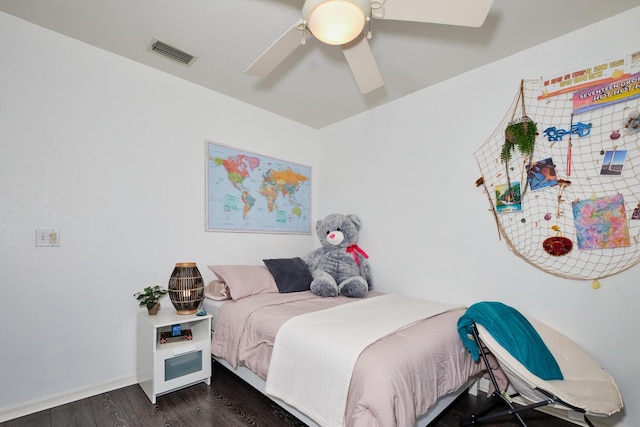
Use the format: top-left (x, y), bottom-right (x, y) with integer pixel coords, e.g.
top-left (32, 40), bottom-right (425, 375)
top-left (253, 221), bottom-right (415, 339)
top-left (457, 301), bottom-right (563, 381)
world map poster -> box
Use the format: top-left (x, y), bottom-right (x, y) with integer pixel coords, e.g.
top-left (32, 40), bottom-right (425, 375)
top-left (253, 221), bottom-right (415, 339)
top-left (206, 141), bottom-right (311, 234)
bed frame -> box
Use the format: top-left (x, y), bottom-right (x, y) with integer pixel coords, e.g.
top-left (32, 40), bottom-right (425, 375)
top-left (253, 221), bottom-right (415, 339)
top-left (213, 355), bottom-right (477, 426)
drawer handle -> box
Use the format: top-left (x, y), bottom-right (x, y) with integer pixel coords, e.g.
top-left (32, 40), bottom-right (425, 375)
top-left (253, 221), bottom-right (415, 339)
top-left (173, 346), bottom-right (197, 356)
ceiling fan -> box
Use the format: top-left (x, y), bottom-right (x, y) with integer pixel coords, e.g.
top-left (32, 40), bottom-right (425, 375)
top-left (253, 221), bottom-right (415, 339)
top-left (245, 0), bottom-right (494, 94)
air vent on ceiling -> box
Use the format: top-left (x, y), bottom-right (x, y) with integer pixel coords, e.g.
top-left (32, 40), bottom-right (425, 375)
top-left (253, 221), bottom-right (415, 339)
top-left (148, 38), bottom-right (197, 66)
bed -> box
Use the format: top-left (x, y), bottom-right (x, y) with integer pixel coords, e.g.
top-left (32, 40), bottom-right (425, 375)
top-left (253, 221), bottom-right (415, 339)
top-left (203, 264), bottom-right (485, 427)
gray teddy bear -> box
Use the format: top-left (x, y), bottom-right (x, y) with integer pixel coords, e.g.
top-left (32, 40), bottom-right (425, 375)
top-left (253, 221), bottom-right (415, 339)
top-left (302, 213), bottom-right (372, 298)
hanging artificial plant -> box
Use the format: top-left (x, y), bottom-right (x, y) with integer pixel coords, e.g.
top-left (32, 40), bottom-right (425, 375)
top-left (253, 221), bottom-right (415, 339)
top-left (500, 80), bottom-right (538, 200)
top-left (501, 117), bottom-right (537, 164)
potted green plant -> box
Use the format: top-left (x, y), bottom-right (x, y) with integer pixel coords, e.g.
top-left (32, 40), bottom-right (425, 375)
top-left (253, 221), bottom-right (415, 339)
top-left (500, 116), bottom-right (537, 165)
top-left (134, 285), bottom-right (168, 315)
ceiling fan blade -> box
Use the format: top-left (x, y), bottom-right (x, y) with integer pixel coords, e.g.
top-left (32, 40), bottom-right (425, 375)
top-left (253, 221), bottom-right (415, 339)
top-left (376, 0), bottom-right (494, 27)
top-left (342, 36), bottom-right (384, 94)
top-left (245, 19), bottom-right (308, 77)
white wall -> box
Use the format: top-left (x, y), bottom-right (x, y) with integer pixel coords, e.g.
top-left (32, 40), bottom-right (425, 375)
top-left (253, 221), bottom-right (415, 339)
top-left (0, 12), bottom-right (317, 420)
top-left (317, 7), bottom-right (640, 427)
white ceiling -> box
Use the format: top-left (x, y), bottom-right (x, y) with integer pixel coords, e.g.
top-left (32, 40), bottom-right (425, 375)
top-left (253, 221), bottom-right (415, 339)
top-left (2, 0), bottom-right (639, 128)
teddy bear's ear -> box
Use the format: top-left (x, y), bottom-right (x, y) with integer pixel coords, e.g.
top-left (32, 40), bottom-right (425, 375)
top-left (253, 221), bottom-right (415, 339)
top-left (347, 214), bottom-right (362, 231)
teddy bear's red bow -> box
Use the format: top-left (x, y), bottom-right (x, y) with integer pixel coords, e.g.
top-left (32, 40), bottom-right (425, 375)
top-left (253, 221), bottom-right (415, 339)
top-left (346, 244), bottom-right (369, 266)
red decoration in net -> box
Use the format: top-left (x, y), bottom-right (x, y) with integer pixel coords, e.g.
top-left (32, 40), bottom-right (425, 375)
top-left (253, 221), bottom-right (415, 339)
top-left (542, 236), bottom-right (573, 256)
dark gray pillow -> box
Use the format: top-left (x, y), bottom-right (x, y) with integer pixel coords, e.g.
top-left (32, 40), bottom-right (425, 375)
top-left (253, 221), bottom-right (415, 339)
top-left (263, 257), bottom-right (313, 293)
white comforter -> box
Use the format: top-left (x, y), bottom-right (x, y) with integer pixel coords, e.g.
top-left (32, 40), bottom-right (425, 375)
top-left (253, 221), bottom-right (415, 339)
top-left (265, 295), bottom-right (463, 427)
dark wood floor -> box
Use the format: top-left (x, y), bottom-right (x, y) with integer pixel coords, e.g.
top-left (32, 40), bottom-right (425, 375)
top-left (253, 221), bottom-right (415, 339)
top-left (3, 360), bottom-right (579, 427)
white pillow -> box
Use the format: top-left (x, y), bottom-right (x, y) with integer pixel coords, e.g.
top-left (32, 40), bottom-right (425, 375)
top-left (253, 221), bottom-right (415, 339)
top-left (204, 280), bottom-right (231, 301)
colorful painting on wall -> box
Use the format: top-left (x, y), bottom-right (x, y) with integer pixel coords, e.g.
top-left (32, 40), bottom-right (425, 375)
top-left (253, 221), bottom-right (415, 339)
top-left (495, 181), bottom-right (522, 213)
top-left (572, 193), bottom-right (630, 250)
top-left (527, 157), bottom-right (558, 191)
top-left (599, 150), bottom-right (628, 176)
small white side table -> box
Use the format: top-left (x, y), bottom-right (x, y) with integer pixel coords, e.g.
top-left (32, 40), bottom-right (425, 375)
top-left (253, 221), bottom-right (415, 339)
top-left (136, 308), bottom-right (212, 403)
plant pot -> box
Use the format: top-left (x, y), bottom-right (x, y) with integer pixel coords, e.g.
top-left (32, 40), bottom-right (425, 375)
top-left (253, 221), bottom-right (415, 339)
top-left (501, 116), bottom-right (537, 163)
top-left (147, 303), bottom-right (160, 315)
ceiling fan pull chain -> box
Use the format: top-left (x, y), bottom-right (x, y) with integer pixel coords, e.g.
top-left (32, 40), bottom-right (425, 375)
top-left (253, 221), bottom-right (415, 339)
top-left (301, 21), bottom-right (307, 45)
top-left (367, 17), bottom-right (372, 40)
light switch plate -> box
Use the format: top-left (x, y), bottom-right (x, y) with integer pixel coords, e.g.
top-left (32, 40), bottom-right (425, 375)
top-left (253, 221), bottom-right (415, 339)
top-left (36, 228), bottom-right (60, 247)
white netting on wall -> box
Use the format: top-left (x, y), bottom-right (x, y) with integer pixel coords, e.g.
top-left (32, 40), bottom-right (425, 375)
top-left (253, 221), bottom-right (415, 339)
top-left (475, 77), bottom-right (640, 281)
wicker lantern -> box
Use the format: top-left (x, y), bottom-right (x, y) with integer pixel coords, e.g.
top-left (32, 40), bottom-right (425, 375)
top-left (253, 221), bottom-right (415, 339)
top-left (168, 262), bottom-right (204, 315)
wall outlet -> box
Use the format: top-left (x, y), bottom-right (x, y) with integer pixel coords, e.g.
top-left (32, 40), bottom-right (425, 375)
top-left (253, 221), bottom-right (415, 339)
top-left (36, 228), bottom-right (60, 247)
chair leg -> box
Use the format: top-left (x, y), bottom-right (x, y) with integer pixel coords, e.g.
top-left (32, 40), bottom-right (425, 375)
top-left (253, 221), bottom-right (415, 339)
top-left (459, 391), bottom-right (528, 426)
top-left (459, 391), bottom-right (502, 426)
top-left (460, 324), bottom-right (529, 426)
top-left (534, 388), bottom-right (594, 427)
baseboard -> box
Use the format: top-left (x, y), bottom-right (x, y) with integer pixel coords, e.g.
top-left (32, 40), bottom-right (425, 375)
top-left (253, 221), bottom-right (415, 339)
top-left (475, 377), bottom-right (618, 427)
top-left (0, 375), bottom-right (138, 423)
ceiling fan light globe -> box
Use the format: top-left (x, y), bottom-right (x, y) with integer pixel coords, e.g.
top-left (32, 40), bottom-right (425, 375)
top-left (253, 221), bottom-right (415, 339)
top-left (304, 0), bottom-right (366, 45)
